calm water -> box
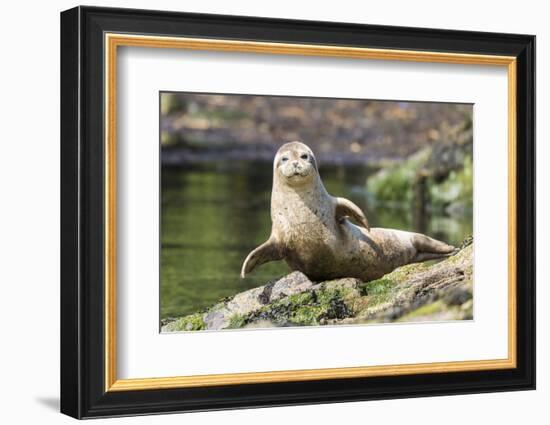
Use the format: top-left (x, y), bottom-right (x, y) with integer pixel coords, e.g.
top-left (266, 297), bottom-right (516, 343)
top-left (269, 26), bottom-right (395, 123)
top-left (160, 162), bottom-right (472, 319)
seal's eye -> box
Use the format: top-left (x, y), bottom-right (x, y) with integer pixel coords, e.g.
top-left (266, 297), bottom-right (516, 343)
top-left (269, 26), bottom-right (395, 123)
top-left (281, 157), bottom-right (289, 162)
top-left (300, 154), bottom-right (308, 160)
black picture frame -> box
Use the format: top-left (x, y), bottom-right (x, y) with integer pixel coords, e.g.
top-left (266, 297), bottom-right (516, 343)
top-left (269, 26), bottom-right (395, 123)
top-left (60, 5), bottom-right (535, 419)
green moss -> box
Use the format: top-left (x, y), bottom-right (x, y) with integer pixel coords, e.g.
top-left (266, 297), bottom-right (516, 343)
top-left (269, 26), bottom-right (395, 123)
top-left (398, 300), bottom-right (445, 321)
top-left (366, 148), bottom-right (431, 204)
top-left (316, 286), bottom-right (352, 304)
top-left (366, 148), bottom-right (473, 216)
top-left (385, 262), bottom-right (428, 283)
top-left (250, 287), bottom-right (353, 327)
top-left (359, 278), bottom-right (396, 306)
top-left (291, 305), bottom-right (325, 326)
top-left (287, 291), bottom-right (315, 305)
top-left (227, 313), bottom-right (248, 329)
top-left (430, 155), bottom-right (473, 212)
top-left (163, 313), bottom-right (206, 332)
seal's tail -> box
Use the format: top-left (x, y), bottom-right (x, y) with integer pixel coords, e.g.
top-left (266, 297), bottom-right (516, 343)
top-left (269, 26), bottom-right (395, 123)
top-left (411, 233), bottom-right (455, 262)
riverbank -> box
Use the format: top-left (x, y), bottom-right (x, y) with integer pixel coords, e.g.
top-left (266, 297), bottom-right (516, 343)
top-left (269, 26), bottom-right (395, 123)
top-left (161, 93), bottom-right (472, 167)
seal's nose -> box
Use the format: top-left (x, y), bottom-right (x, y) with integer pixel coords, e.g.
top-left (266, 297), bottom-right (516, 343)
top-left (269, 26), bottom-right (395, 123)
top-left (292, 161), bottom-right (299, 168)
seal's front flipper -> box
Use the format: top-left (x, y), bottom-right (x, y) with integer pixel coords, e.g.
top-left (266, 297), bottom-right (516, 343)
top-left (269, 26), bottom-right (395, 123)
top-left (335, 197), bottom-right (370, 231)
top-left (240, 238), bottom-right (284, 278)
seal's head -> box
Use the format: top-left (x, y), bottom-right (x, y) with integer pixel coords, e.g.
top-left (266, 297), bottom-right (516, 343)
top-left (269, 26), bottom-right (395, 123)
top-left (274, 141), bottom-right (317, 187)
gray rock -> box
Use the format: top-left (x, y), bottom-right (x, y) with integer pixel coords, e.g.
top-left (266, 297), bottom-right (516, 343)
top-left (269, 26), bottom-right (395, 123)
top-left (203, 271), bottom-right (314, 330)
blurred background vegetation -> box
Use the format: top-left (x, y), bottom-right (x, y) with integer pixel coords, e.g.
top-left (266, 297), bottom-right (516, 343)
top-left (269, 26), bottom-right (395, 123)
top-left (160, 92), bottom-right (473, 321)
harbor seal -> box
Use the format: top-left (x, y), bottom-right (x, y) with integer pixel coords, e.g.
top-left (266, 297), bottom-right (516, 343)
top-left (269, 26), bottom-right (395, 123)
top-left (241, 141), bottom-right (455, 282)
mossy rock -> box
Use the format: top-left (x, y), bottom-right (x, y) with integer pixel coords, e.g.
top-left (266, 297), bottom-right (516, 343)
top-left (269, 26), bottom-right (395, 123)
top-left (162, 241), bottom-right (474, 331)
top-left (366, 148), bottom-right (431, 204)
top-left (366, 119), bottom-right (473, 216)
top-left (247, 286), bottom-right (355, 327)
top-left (162, 313), bottom-right (206, 332)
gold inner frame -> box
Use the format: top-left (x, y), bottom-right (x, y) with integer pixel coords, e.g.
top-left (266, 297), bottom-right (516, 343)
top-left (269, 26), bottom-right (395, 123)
top-left (104, 33), bottom-right (517, 392)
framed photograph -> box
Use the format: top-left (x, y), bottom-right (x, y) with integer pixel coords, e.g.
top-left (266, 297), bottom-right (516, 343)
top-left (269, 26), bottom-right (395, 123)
top-left (60, 6), bottom-right (535, 419)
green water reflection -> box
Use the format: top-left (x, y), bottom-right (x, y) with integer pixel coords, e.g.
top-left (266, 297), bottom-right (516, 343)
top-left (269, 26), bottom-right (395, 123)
top-left (160, 162), bottom-right (472, 319)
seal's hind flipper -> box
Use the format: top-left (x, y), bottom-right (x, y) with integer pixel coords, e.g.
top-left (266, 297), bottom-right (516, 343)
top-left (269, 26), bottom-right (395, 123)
top-left (411, 233), bottom-right (455, 262)
top-left (412, 251), bottom-right (454, 262)
top-left (334, 197), bottom-right (370, 231)
top-left (240, 238), bottom-right (284, 278)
